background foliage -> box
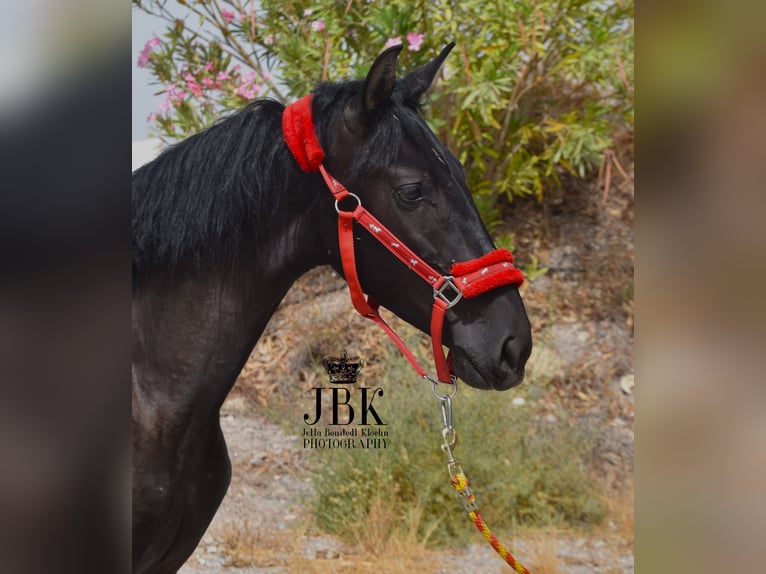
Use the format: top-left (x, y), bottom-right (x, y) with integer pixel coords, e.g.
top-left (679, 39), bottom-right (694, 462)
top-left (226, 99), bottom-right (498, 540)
top-left (134, 0), bottom-right (633, 227)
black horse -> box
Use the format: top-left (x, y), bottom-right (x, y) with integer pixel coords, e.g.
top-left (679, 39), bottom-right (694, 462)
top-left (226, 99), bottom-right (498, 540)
top-left (132, 44), bottom-right (532, 573)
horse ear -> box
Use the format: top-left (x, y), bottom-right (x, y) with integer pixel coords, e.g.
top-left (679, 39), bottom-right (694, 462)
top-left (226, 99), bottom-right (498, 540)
top-left (400, 42), bottom-right (455, 103)
top-left (363, 45), bottom-right (403, 117)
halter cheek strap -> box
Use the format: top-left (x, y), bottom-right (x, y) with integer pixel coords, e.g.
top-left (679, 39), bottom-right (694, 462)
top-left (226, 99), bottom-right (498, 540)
top-left (282, 94), bottom-right (524, 384)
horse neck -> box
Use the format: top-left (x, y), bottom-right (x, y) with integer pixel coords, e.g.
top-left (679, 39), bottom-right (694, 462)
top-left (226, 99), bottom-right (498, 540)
top-left (246, 192), bottom-right (326, 307)
top-left (132, 179), bottom-right (326, 418)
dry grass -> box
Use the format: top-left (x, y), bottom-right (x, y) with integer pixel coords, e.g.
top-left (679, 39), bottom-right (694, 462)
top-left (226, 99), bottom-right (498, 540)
top-left (349, 496), bottom-right (438, 557)
top-left (294, 496), bottom-right (438, 573)
top-left (216, 501), bottom-right (439, 574)
top-left (603, 479), bottom-right (634, 546)
top-left (218, 517), bottom-right (300, 568)
top-left (526, 529), bottom-right (565, 574)
top-left (286, 553), bottom-right (438, 574)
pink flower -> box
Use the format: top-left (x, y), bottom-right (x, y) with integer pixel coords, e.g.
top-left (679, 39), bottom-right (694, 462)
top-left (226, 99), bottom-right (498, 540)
top-left (146, 112), bottom-right (156, 123)
top-left (183, 72), bottom-right (201, 93)
top-left (235, 83), bottom-right (261, 100)
top-left (406, 32), bottom-right (425, 52)
top-left (234, 70), bottom-right (263, 100)
top-left (217, 70), bottom-right (230, 81)
top-left (186, 79), bottom-right (202, 97)
top-left (137, 35), bottom-right (161, 68)
top-left (165, 83), bottom-right (186, 103)
top-left (263, 34), bottom-right (274, 45)
top-left (221, 10), bottom-right (235, 23)
top-left (384, 37), bottom-right (402, 49)
top-left (303, 9), bottom-right (314, 17)
top-left (202, 77), bottom-right (215, 88)
top-left (311, 20), bottom-right (325, 32)
top-left (204, 61), bottom-right (215, 72)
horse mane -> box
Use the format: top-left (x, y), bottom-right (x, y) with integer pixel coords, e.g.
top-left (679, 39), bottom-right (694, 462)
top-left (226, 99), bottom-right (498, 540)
top-left (132, 99), bottom-right (295, 279)
top-left (132, 78), bottom-right (449, 283)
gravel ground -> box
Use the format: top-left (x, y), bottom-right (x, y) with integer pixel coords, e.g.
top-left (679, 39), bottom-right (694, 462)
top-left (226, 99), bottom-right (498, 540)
top-left (179, 406), bottom-right (633, 574)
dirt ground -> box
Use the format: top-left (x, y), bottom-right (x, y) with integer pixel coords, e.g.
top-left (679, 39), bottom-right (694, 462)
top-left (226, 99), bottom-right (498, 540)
top-left (179, 172), bottom-right (634, 573)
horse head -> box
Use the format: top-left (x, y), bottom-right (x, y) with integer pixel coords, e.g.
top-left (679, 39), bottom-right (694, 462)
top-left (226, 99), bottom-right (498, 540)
top-left (311, 44), bottom-right (532, 390)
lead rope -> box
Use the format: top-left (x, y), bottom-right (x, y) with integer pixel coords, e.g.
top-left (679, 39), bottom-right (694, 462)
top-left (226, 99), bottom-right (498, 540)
top-left (434, 382), bottom-right (531, 573)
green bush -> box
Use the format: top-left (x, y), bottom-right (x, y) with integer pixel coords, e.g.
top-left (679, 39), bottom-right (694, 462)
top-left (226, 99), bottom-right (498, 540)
top-left (135, 0), bottom-right (633, 226)
top-left (310, 335), bottom-right (606, 546)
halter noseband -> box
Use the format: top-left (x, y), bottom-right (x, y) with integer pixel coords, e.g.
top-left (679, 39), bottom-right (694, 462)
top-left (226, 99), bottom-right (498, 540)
top-left (282, 94), bottom-right (524, 384)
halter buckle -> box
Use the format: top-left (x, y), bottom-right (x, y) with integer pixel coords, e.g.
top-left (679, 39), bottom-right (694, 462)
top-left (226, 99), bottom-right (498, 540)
top-left (434, 276), bottom-right (463, 309)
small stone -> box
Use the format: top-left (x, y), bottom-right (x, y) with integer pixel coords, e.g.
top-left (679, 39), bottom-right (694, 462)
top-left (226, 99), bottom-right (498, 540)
top-left (620, 374), bottom-right (635, 395)
top-left (512, 397), bottom-right (526, 406)
top-left (250, 452), bottom-right (268, 464)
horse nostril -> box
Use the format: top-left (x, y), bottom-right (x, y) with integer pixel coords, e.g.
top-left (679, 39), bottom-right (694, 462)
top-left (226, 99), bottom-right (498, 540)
top-left (502, 338), bottom-right (518, 369)
top-left (503, 334), bottom-right (532, 372)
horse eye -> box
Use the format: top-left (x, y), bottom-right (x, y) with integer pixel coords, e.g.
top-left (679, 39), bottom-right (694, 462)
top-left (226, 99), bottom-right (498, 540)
top-left (395, 183), bottom-right (423, 204)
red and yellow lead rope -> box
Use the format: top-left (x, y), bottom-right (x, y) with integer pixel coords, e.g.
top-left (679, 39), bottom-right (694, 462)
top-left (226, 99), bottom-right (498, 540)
top-left (434, 383), bottom-right (530, 572)
top-left (449, 465), bottom-right (530, 574)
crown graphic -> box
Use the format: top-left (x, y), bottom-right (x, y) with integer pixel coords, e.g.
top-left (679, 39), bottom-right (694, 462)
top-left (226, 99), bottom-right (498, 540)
top-left (322, 350), bottom-right (365, 384)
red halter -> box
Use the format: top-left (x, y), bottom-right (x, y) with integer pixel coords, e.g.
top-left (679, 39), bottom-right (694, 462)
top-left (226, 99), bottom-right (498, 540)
top-left (283, 94), bottom-right (524, 384)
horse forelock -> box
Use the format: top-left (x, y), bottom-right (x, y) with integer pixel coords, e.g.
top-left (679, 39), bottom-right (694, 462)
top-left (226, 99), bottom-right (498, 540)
top-left (310, 80), bottom-right (449, 183)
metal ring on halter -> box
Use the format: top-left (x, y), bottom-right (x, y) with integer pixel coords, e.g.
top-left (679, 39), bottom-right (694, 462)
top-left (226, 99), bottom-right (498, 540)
top-left (424, 373), bottom-right (458, 388)
top-left (431, 378), bottom-right (458, 399)
top-left (334, 192), bottom-right (362, 214)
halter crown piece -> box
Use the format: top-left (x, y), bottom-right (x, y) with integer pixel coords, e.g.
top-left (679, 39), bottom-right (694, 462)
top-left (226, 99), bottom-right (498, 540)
top-left (282, 94), bottom-right (325, 172)
top-left (282, 94), bottom-right (524, 384)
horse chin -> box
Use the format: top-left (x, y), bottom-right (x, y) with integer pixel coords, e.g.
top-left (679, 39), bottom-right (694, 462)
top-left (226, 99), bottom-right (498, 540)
top-left (451, 350), bottom-right (525, 391)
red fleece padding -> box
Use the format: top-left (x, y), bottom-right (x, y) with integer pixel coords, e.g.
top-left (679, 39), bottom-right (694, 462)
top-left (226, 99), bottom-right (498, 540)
top-left (451, 248), bottom-right (514, 275)
top-left (460, 268), bottom-right (525, 298)
top-left (282, 94), bottom-right (325, 172)
top-left (451, 249), bottom-right (524, 298)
